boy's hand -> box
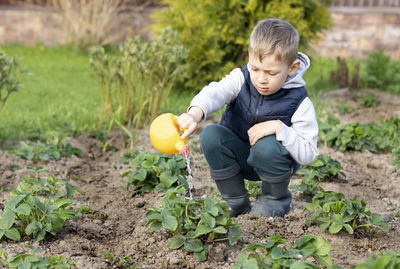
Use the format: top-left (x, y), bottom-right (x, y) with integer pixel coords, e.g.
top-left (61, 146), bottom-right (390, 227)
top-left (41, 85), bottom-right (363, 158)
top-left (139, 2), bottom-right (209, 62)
top-left (177, 106), bottom-right (204, 139)
top-left (248, 120), bottom-right (282, 146)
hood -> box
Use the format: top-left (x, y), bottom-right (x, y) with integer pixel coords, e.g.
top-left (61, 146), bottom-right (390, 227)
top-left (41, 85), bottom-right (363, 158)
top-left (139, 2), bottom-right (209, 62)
top-left (282, 52), bottom-right (310, 89)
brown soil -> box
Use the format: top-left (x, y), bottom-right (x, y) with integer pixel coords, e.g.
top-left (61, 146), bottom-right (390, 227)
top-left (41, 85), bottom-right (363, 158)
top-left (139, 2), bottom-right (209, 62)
top-left (1, 88), bottom-right (399, 268)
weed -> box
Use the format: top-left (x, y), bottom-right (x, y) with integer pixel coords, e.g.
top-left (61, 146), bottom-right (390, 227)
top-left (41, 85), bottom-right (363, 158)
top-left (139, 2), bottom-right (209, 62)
top-left (102, 252), bottom-right (136, 268)
top-left (245, 180), bottom-right (262, 199)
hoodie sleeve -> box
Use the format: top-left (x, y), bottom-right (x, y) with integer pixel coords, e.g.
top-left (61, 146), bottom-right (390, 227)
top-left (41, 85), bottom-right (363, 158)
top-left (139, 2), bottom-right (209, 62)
top-left (276, 97), bottom-right (319, 165)
top-left (189, 68), bottom-right (244, 119)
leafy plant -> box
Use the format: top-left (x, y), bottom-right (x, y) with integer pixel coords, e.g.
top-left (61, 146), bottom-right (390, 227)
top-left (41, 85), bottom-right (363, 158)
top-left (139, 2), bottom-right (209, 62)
top-left (231, 234), bottom-right (335, 268)
top-left (0, 49), bottom-right (27, 112)
top-left (122, 150), bottom-right (188, 196)
top-left (362, 49), bottom-right (400, 94)
top-left (291, 154), bottom-right (345, 198)
top-left (245, 180), bottom-right (262, 199)
top-left (305, 191), bottom-right (390, 235)
top-left (90, 28), bottom-right (188, 128)
top-left (151, 0), bottom-right (331, 91)
top-left (14, 135), bottom-right (81, 163)
top-left (352, 250), bottom-right (400, 268)
top-left (0, 244), bottom-right (74, 269)
top-left (290, 178), bottom-right (324, 198)
top-left (298, 154), bottom-right (346, 183)
top-left (358, 92), bottom-right (381, 108)
top-left (0, 172), bottom-right (82, 242)
top-left (144, 186), bottom-right (242, 261)
top-left (11, 169), bottom-right (84, 199)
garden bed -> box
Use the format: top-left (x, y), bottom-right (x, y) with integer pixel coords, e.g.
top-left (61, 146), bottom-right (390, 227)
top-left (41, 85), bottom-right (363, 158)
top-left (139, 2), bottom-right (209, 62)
top-left (0, 88), bottom-right (399, 268)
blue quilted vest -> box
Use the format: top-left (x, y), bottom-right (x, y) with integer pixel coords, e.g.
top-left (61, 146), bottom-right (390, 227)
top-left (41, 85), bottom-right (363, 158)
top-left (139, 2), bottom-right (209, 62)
top-left (220, 65), bottom-right (308, 141)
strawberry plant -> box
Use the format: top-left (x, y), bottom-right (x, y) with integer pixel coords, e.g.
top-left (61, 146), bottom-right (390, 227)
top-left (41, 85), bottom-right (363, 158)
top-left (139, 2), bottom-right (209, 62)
top-left (0, 172), bottom-right (82, 242)
top-left (231, 234), bottom-right (335, 268)
top-left (290, 178), bottom-right (324, 198)
top-left (352, 250), bottom-right (400, 268)
top-left (144, 186), bottom-right (242, 262)
top-left (305, 191), bottom-right (389, 235)
top-left (297, 154), bottom-right (346, 183)
top-left (14, 138), bottom-right (81, 164)
top-left (122, 150), bottom-right (188, 196)
top-left (0, 245), bottom-right (75, 268)
top-left (291, 154), bottom-right (345, 198)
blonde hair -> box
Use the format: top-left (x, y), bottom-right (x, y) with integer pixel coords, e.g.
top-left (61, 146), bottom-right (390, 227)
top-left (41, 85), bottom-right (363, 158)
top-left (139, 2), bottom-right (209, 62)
top-left (249, 18), bottom-right (299, 66)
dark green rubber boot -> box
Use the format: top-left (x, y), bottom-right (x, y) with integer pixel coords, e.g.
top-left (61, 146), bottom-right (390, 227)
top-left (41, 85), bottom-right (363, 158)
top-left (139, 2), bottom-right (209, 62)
top-left (211, 163), bottom-right (251, 217)
top-left (250, 170), bottom-right (292, 217)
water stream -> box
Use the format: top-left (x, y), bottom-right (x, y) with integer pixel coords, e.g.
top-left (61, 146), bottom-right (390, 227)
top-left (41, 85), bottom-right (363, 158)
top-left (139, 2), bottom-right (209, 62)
top-left (183, 152), bottom-right (193, 200)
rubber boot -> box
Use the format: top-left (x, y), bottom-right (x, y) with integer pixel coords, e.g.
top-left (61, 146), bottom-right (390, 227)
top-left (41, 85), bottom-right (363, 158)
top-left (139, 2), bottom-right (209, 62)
top-left (250, 169), bottom-right (292, 217)
top-left (210, 164), bottom-right (251, 217)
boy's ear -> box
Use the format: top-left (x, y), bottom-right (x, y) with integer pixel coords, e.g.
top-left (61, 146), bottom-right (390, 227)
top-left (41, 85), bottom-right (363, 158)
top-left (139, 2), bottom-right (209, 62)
top-left (288, 60), bottom-right (300, 76)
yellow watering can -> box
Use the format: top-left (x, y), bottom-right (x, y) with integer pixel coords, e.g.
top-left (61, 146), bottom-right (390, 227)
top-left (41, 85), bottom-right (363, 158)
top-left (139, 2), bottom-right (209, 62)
top-left (149, 113), bottom-right (190, 156)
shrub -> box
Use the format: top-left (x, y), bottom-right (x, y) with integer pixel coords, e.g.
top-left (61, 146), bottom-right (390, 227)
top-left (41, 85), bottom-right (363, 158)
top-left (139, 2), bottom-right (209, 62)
top-left (151, 0), bottom-right (331, 91)
top-left (90, 28), bottom-right (188, 128)
top-left (362, 49), bottom-right (400, 94)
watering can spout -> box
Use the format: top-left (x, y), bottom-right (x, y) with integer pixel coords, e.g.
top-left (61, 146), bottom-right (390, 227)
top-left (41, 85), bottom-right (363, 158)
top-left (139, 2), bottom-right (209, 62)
top-left (149, 113), bottom-right (189, 155)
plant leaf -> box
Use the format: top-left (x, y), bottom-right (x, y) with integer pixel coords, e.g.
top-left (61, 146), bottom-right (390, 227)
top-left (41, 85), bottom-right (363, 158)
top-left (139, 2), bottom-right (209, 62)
top-left (195, 224), bottom-right (212, 237)
top-left (184, 238), bottom-right (203, 253)
top-left (168, 235), bottom-right (185, 249)
top-left (228, 226), bottom-right (242, 245)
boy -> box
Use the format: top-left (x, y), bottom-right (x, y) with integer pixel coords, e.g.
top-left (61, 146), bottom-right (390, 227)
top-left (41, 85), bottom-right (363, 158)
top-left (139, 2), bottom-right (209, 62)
top-left (177, 18), bottom-right (319, 217)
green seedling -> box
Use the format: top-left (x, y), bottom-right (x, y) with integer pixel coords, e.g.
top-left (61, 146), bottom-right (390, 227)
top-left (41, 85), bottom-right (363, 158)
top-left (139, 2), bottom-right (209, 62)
top-left (0, 245), bottom-right (74, 269)
top-left (102, 252), bottom-right (136, 268)
top-left (78, 205), bottom-right (93, 215)
top-left (122, 150), bottom-right (188, 196)
top-left (305, 191), bottom-right (390, 235)
top-left (352, 250), bottom-right (400, 268)
top-left (231, 234), bottom-right (335, 268)
top-left (144, 186), bottom-right (242, 262)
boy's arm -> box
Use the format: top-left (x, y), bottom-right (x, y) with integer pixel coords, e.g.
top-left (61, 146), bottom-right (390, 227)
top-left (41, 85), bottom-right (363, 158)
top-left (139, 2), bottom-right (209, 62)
top-left (276, 97), bottom-right (319, 165)
top-left (189, 68), bottom-right (244, 120)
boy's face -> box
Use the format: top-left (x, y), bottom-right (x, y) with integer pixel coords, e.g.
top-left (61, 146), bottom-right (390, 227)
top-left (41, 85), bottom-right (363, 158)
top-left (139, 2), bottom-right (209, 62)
top-left (248, 52), bottom-right (299, 96)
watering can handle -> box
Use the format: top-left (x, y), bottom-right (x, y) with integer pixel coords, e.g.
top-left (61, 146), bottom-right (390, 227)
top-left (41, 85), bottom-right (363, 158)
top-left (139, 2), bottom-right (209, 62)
top-left (171, 114), bottom-right (188, 136)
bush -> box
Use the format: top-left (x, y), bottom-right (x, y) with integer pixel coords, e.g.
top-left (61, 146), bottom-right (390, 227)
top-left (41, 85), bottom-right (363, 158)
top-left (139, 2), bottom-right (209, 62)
top-left (90, 28), bottom-right (188, 128)
top-left (151, 0), bottom-right (331, 91)
top-left (362, 49), bottom-right (400, 94)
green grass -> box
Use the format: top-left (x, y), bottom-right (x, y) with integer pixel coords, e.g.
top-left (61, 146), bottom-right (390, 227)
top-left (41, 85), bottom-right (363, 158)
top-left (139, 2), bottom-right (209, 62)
top-left (0, 45), bottom-right (101, 143)
top-left (0, 44), bottom-right (344, 146)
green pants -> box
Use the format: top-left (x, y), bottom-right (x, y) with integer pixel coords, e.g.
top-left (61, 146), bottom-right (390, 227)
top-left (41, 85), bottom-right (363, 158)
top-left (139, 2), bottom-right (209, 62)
top-left (199, 124), bottom-right (299, 179)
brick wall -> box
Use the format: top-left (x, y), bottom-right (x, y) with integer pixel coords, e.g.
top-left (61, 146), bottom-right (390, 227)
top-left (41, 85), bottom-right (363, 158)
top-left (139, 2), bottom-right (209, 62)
top-left (312, 7), bottom-right (400, 58)
top-left (1, 5), bottom-right (400, 59)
